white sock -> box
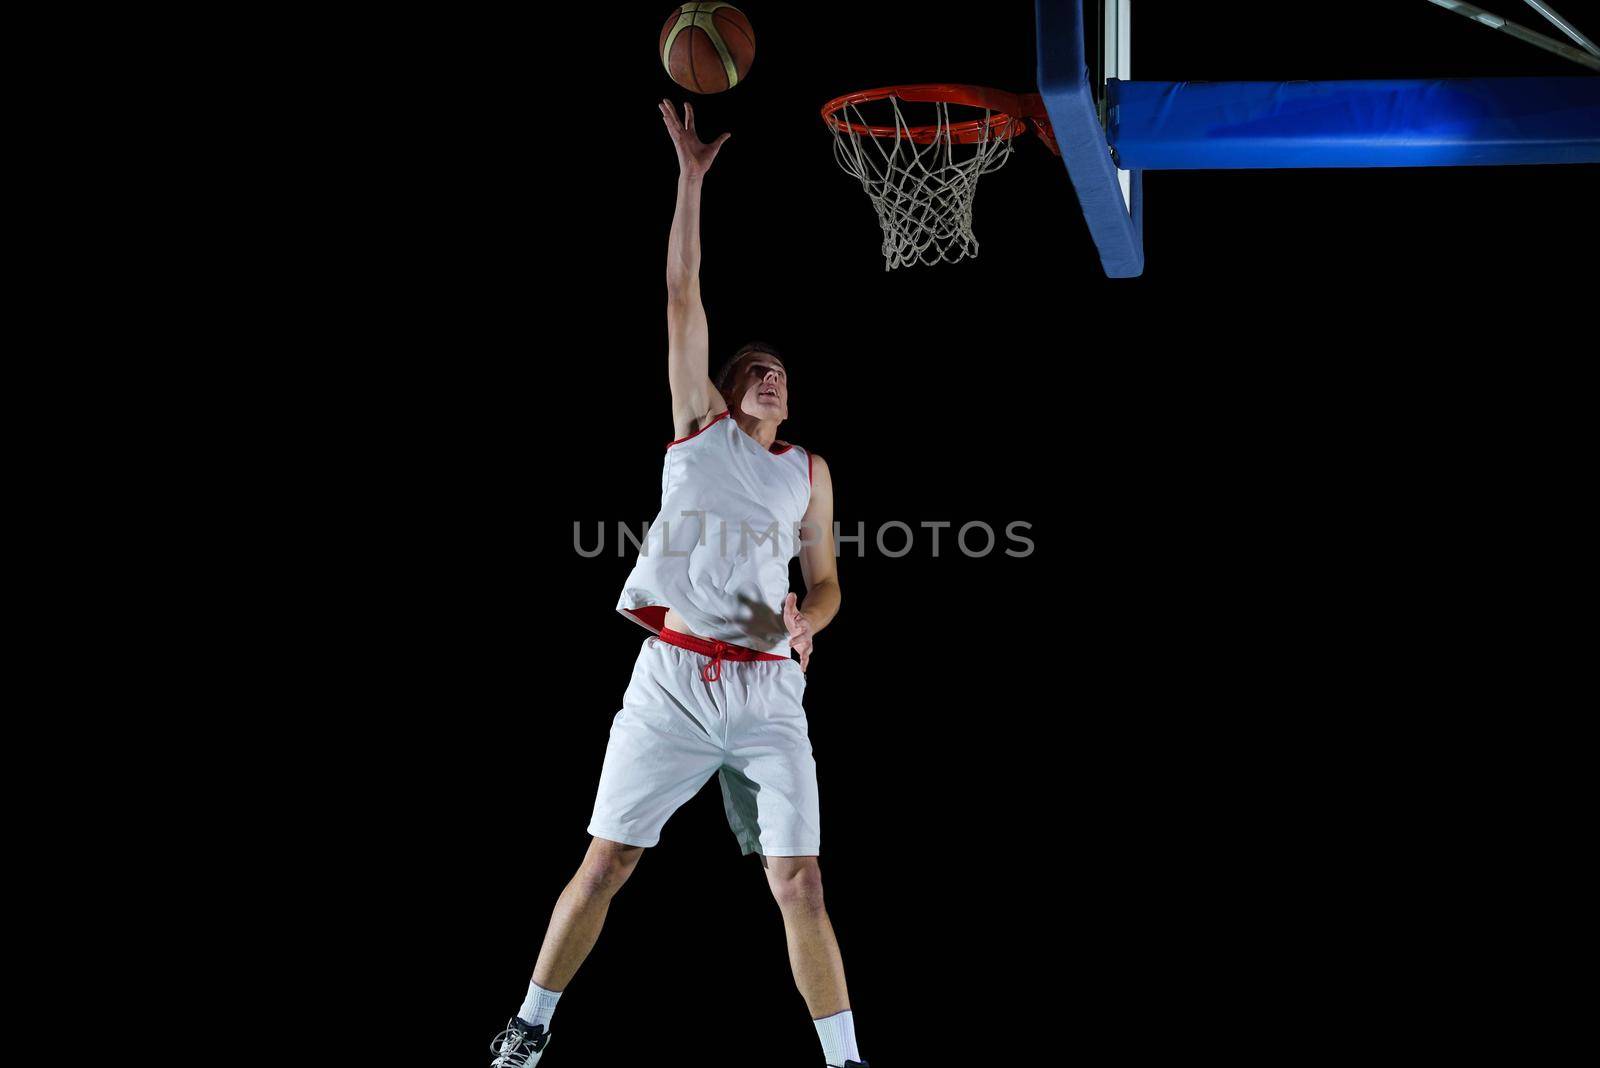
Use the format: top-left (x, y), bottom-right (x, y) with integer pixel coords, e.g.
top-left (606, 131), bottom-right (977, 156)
top-left (516, 980), bottom-right (562, 1031)
top-left (814, 1009), bottom-right (860, 1066)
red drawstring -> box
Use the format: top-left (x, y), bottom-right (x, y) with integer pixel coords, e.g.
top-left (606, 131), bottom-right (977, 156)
top-left (656, 627), bottom-right (784, 681)
top-left (701, 640), bottom-right (727, 683)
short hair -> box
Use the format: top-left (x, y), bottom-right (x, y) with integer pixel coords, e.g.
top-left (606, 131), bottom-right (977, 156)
top-left (715, 342), bottom-right (786, 393)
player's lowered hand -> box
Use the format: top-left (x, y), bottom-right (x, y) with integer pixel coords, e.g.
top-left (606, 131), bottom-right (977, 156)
top-left (783, 592), bottom-right (813, 672)
top-left (659, 99), bottom-right (730, 178)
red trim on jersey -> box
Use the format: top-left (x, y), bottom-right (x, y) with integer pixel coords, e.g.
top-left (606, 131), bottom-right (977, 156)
top-left (657, 625), bottom-right (786, 683)
top-left (807, 449), bottom-right (814, 485)
top-left (666, 407), bottom-right (732, 449)
top-left (622, 606), bottom-right (669, 632)
top-left (670, 407), bottom-right (800, 461)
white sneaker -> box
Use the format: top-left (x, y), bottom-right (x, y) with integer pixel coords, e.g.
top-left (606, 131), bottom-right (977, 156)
top-left (490, 1018), bottom-right (551, 1067)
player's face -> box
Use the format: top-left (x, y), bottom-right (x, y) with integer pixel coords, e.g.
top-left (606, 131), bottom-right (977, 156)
top-left (730, 355), bottom-right (788, 421)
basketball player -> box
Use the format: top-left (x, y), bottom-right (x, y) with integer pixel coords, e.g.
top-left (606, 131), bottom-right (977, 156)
top-left (488, 101), bottom-right (866, 1068)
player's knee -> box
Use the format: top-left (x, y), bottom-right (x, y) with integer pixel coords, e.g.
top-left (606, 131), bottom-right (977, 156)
top-left (577, 841), bottom-right (642, 898)
top-left (769, 863), bottom-right (826, 914)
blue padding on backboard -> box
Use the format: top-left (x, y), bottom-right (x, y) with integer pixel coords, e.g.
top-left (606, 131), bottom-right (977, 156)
top-left (1036, 0), bottom-right (1144, 278)
top-left (1109, 78), bottom-right (1600, 170)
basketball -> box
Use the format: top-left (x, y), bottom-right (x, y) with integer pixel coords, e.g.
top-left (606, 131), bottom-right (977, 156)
top-left (660, 3), bottom-right (756, 94)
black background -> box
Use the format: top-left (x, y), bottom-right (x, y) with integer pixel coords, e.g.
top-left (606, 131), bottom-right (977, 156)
top-left (318, 3), bottom-right (1596, 1063)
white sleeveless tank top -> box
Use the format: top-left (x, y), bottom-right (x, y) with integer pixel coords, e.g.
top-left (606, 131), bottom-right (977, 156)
top-left (617, 408), bottom-right (812, 655)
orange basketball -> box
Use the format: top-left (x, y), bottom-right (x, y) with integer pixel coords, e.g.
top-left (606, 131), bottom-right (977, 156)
top-left (660, 3), bottom-right (756, 94)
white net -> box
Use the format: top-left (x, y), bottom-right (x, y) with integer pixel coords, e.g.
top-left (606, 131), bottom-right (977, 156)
top-left (828, 95), bottom-right (1021, 270)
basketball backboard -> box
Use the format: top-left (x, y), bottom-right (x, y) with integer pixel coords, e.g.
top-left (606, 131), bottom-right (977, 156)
top-left (1036, 0), bottom-right (1599, 278)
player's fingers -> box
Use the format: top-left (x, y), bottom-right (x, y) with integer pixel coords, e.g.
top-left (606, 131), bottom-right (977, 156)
top-left (685, 101), bottom-right (695, 130)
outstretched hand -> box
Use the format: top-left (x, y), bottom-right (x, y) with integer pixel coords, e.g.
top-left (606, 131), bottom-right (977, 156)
top-left (659, 99), bottom-right (730, 179)
top-left (784, 592), bottom-right (813, 673)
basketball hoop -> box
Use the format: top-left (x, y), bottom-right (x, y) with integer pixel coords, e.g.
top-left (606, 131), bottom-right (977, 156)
top-left (821, 84), bottom-right (1059, 270)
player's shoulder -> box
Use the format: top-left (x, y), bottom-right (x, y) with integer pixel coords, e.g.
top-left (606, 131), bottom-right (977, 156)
top-left (805, 451), bottom-right (832, 491)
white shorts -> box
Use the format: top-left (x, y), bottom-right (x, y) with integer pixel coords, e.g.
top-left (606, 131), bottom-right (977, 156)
top-left (588, 634), bottom-right (821, 856)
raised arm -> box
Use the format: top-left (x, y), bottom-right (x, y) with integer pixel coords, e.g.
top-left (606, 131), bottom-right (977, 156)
top-left (658, 99), bottom-right (732, 440)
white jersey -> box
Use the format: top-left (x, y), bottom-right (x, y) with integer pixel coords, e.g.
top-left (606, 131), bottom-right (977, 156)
top-left (618, 408), bottom-right (812, 655)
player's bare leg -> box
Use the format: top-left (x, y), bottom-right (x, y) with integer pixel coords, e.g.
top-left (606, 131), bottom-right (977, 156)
top-left (764, 855), bottom-right (863, 1066)
top-left (533, 837), bottom-right (644, 989)
top-left (492, 839), bottom-right (643, 1066)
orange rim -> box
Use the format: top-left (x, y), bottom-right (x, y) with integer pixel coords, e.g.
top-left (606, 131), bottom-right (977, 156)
top-left (821, 84), bottom-right (1049, 145)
